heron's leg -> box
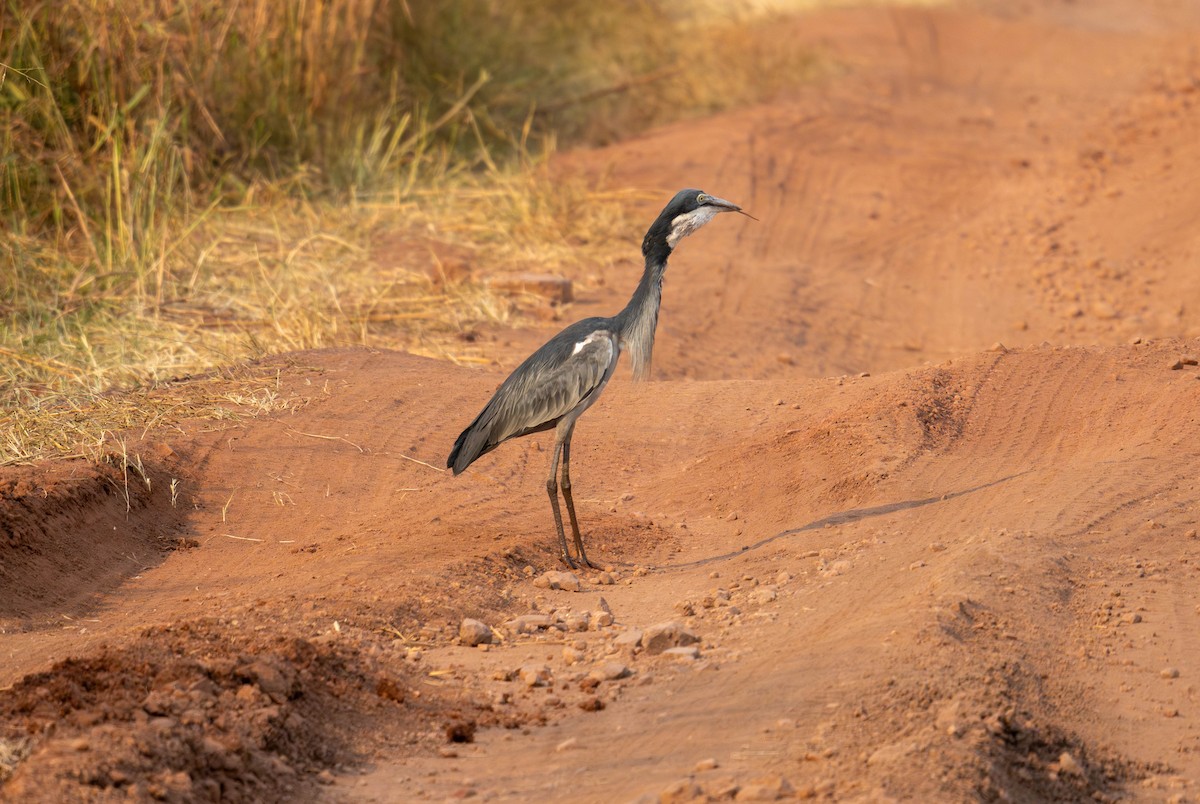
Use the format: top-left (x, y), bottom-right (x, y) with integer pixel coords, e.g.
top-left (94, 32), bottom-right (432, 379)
top-left (560, 431), bottom-right (598, 569)
top-left (545, 438), bottom-right (576, 568)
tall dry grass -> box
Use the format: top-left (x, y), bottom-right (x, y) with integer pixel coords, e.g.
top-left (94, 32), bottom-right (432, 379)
top-left (1, 0), bottom-right (823, 463)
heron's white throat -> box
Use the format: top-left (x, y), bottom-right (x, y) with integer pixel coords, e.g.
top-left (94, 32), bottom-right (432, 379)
top-left (666, 206), bottom-right (721, 249)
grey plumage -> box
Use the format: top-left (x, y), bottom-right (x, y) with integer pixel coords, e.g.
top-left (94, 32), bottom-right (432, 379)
top-left (447, 320), bottom-right (616, 473)
top-left (447, 188), bottom-right (752, 567)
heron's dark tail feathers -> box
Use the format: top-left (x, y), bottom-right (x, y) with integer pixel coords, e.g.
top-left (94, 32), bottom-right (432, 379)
top-left (447, 419), bottom-right (492, 475)
top-left (446, 405), bottom-right (496, 475)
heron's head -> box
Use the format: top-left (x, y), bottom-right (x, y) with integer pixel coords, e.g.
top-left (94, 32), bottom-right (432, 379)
top-left (642, 189), bottom-right (754, 263)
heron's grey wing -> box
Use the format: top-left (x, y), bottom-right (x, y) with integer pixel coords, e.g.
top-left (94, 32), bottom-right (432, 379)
top-left (488, 333), bottom-right (617, 444)
top-left (447, 330), bottom-right (617, 474)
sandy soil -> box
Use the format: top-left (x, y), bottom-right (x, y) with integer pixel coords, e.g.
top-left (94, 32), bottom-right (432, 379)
top-left (3, 0), bottom-right (1200, 801)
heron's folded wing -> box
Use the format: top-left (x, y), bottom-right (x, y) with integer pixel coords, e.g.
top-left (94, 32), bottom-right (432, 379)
top-left (488, 335), bottom-right (615, 443)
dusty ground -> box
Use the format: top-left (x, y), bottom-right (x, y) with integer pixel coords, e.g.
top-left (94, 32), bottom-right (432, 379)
top-left (4, 0), bottom-right (1200, 801)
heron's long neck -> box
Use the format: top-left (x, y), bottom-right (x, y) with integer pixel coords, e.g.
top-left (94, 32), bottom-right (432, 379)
top-left (614, 255), bottom-right (667, 381)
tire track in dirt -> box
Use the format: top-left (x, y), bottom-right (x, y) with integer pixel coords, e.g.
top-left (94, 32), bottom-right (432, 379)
top-left (359, 340), bottom-right (1195, 801)
top-left (563, 3), bottom-right (1200, 385)
top-left (881, 345), bottom-right (1200, 792)
top-left (3, 340), bottom-right (1197, 800)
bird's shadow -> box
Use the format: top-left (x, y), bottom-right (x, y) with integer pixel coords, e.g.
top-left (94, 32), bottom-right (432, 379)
top-left (658, 472), bottom-right (1026, 570)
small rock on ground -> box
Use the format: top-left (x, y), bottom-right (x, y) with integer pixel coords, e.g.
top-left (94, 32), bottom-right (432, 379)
top-left (518, 664), bottom-right (551, 687)
top-left (565, 611), bottom-right (591, 631)
top-left (748, 587), bottom-right (777, 605)
top-left (614, 628), bottom-right (644, 649)
top-left (588, 661), bottom-right (631, 681)
top-left (533, 570), bottom-right (582, 591)
top-left (735, 775), bottom-right (794, 801)
top-left (642, 621), bottom-right (700, 655)
top-left (459, 618), bottom-right (492, 647)
top-left (659, 778), bottom-right (704, 804)
top-left (663, 646), bottom-right (701, 660)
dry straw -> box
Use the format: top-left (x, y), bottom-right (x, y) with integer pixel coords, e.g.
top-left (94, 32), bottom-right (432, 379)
top-left (2, 0), bottom-right (824, 463)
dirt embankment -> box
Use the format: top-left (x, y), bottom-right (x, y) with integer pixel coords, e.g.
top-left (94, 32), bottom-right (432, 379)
top-left (4, 1), bottom-right (1200, 801)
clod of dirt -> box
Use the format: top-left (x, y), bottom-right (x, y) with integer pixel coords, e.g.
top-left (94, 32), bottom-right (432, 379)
top-left (236, 659), bottom-right (296, 704)
top-left (375, 676), bottom-right (406, 703)
top-left (507, 613), bottom-right (554, 635)
top-left (578, 696), bottom-right (605, 712)
top-left (445, 720), bottom-right (477, 744)
top-left (1056, 751), bottom-right (1084, 776)
top-left (0, 625), bottom-right (412, 801)
top-left (820, 559), bottom-right (852, 577)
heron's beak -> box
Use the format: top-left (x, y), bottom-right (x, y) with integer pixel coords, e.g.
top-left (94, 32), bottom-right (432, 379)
top-left (705, 195), bottom-right (758, 221)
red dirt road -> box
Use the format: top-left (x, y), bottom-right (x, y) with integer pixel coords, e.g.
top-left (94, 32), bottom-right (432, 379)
top-left (3, 1), bottom-right (1200, 801)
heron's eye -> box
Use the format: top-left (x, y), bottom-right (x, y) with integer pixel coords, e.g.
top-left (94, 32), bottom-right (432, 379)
top-left (696, 193), bottom-right (708, 205)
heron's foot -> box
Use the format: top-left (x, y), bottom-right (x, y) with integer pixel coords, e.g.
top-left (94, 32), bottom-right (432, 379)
top-left (579, 556), bottom-right (601, 570)
top-left (558, 550), bottom-right (600, 571)
top-left (572, 549), bottom-right (601, 570)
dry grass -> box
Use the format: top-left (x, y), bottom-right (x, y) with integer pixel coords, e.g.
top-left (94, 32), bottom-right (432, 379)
top-left (0, 0), bottom-right (846, 464)
top-left (1, 170), bottom-right (637, 387)
top-left (0, 363), bottom-right (308, 466)
top-left (0, 172), bottom-right (641, 464)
